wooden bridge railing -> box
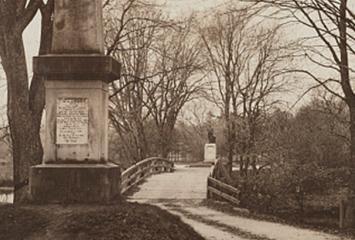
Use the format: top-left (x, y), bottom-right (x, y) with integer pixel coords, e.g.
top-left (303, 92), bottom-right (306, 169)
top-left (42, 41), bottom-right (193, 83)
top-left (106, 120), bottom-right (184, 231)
top-left (0, 187), bottom-right (13, 203)
top-left (207, 159), bottom-right (240, 205)
top-left (121, 157), bottom-right (174, 194)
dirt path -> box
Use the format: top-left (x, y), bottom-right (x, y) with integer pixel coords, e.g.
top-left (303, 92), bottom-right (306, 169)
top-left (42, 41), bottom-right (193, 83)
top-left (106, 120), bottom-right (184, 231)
top-left (129, 165), bottom-right (351, 240)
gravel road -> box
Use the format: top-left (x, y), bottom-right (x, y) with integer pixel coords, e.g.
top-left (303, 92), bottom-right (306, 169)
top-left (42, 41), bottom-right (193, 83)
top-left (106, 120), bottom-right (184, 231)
top-left (129, 165), bottom-right (351, 240)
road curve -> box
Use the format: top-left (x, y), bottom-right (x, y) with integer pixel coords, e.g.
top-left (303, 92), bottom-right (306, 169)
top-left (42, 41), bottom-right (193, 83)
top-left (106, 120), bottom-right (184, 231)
top-left (129, 164), bottom-right (350, 240)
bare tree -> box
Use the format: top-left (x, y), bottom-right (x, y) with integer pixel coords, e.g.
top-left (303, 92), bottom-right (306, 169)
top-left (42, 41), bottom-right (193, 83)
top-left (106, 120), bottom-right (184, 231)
top-left (144, 21), bottom-right (206, 157)
top-left (243, 0), bottom-right (355, 228)
top-left (236, 29), bottom-right (290, 175)
top-left (201, 6), bottom-right (291, 174)
top-left (0, 0), bottom-right (53, 202)
top-left (106, 1), bottom-right (162, 163)
top-left (105, 0), bottom-right (205, 160)
top-left (103, 0), bottom-right (169, 56)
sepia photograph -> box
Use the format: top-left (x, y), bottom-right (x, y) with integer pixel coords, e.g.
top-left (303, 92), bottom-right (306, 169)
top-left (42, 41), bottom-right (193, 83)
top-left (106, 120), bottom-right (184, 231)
top-left (0, 0), bottom-right (355, 239)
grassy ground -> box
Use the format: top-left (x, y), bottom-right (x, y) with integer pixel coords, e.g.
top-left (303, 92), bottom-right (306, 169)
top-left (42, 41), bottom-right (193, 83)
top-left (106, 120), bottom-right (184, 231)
top-left (0, 205), bottom-right (47, 240)
top-left (0, 201), bottom-right (204, 240)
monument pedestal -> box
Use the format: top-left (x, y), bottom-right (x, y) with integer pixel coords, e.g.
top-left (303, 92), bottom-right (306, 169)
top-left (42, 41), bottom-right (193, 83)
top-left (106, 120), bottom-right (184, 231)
top-left (30, 55), bottom-right (120, 203)
top-left (30, 164), bottom-right (120, 203)
top-left (204, 143), bottom-right (217, 163)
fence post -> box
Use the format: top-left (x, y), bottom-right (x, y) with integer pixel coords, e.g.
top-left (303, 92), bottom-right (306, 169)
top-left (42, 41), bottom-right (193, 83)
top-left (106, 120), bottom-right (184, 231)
top-left (206, 177), bottom-right (210, 199)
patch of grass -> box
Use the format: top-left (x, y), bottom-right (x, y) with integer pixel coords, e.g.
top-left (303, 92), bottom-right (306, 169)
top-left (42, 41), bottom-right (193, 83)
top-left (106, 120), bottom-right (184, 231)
top-left (0, 204), bottom-right (48, 240)
top-left (0, 201), bottom-right (204, 240)
top-left (57, 202), bottom-right (204, 240)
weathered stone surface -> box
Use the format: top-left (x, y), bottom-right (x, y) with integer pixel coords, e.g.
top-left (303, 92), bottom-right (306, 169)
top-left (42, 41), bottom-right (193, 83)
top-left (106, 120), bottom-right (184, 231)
top-left (44, 80), bottom-right (109, 163)
top-left (52, 0), bottom-right (104, 53)
top-left (30, 164), bottom-right (120, 203)
top-left (204, 144), bottom-right (217, 163)
top-left (33, 55), bottom-right (121, 82)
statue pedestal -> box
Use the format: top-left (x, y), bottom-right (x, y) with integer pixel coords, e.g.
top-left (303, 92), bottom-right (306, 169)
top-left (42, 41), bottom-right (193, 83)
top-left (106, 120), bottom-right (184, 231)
top-left (204, 144), bottom-right (217, 163)
top-left (29, 55), bottom-right (121, 203)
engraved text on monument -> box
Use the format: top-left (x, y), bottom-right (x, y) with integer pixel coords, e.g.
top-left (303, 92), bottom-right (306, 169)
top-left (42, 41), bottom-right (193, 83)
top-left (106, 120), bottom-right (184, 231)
top-left (56, 98), bottom-right (89, 144)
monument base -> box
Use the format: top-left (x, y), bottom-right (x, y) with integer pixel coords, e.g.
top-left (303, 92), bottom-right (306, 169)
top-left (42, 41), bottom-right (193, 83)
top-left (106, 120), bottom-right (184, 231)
top-left (204, 143), bottom-right (217, 163)
top-left (30, 163), bottom-right (120, 203)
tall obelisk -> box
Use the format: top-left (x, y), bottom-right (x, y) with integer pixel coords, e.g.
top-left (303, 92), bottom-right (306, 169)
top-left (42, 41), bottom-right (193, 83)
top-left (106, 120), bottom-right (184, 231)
top-left (30, 0), bottom-right (121, 203)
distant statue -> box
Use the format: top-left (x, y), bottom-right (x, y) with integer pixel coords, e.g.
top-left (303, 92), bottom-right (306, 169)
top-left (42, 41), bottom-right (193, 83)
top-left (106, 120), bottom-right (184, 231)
top-left (207, 129), bottom-right (216, 143)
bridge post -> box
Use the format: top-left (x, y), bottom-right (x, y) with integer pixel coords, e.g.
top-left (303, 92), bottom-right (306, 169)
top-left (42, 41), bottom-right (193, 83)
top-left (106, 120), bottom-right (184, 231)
top-left (29, 0), bottom-right (121, 203)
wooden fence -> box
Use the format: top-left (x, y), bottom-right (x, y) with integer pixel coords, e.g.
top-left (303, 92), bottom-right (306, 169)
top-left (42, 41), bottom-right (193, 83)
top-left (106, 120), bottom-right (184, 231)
top-left (121, 157), bottom-right (174, 194)
top-left (207, 160), bottom-right (240, 205)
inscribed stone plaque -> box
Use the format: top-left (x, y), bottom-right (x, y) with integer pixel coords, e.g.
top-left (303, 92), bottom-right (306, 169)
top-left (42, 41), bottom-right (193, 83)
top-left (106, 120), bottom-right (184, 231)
top-left (56, 98), bottom-right (89, 144)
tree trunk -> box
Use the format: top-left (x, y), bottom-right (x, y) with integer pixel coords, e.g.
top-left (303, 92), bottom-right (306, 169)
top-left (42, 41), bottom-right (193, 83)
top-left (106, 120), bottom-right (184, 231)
top-left (2, 35), bottom-right (43, 203)
top-left (226, 119), bottom-right (235, 175)
top-left (158, 124), bottom-right (175, 159)
top-left (338, 0), bottom-right (355, 228)
top-left (160, 129), bottom-right (170, 159)
top-left (137, 126), bottom-right (148, 160)
top-left (134, 117), bottom-right (148, 160)
top-left (0, 0), bottom-right (52, 204)
top-left (341, 104), bottom-right (355, 228)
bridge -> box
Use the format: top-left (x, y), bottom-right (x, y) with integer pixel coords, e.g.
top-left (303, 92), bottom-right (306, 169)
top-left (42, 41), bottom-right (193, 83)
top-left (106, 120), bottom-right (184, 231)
top-left (124, 158), bottom-right (350, 240)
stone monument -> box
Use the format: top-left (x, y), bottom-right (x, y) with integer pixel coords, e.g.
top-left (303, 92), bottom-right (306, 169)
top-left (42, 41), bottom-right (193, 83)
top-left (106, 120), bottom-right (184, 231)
top-left (29, 0), bottom-right (121, 203)
top-left (204, 129), bottom-right (217, 163)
